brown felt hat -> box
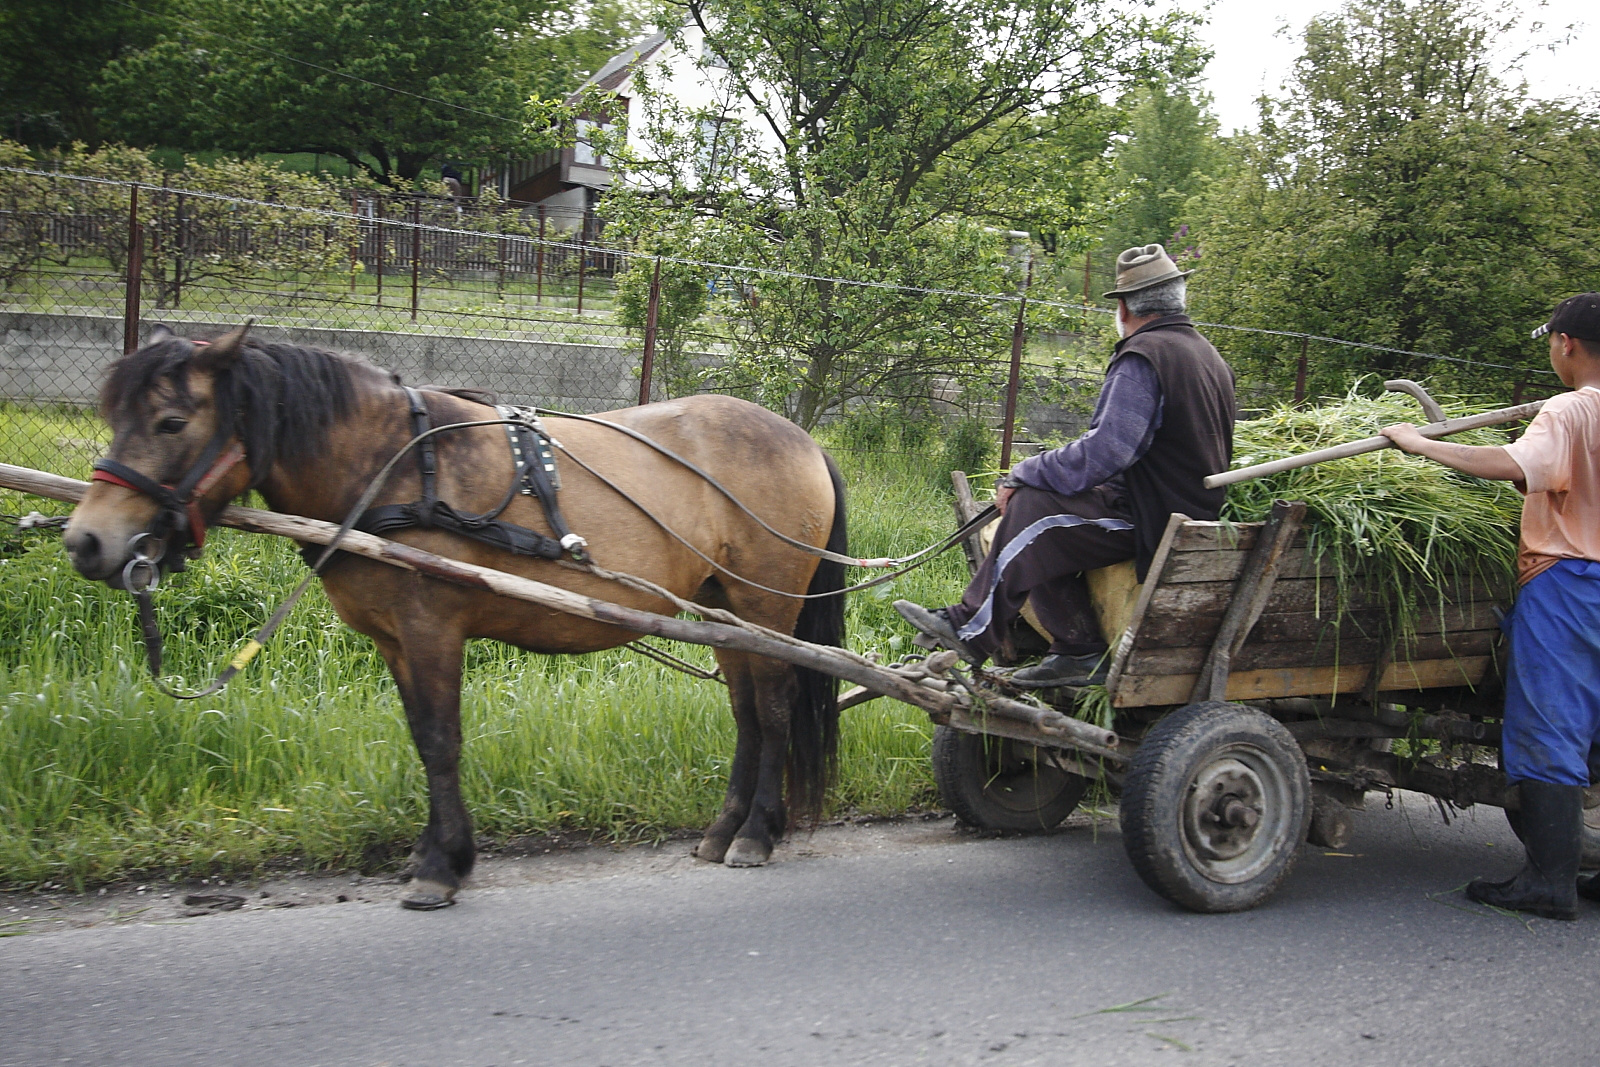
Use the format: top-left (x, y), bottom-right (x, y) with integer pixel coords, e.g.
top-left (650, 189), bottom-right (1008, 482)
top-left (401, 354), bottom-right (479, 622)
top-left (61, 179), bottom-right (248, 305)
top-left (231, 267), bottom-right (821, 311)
top-left (1102, 243), bottom-right (1192, 298)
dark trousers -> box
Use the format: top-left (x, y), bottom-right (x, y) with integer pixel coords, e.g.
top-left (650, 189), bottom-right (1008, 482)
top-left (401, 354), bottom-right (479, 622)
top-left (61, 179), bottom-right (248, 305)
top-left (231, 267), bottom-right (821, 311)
top-left (946, 484), bottom-right (1136, 658)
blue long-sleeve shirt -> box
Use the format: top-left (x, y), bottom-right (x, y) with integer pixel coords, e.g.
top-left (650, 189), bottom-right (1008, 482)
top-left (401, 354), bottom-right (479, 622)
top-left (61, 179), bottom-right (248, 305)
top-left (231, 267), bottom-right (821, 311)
top-left (1008, 353), bottom-right (1163, 497)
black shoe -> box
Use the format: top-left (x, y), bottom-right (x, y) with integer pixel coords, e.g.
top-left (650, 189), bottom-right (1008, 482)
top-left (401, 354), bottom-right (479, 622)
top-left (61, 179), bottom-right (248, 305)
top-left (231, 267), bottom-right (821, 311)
top-left (892, 601), bottom-right (980, 665)
top-left (1578, 873), bottom-right (1600, 903)
top-left (1466, 781), bottom-right (1582, 920)
top-left (1009, 652), bottom-right (1108, 688)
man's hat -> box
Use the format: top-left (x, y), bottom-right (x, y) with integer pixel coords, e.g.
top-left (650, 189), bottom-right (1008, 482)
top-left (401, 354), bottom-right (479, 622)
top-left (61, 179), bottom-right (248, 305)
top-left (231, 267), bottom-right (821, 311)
top-left (1102, 243), bottom-right (1192, 299)
top-left (1532, 293), bottom-right (1600, 342)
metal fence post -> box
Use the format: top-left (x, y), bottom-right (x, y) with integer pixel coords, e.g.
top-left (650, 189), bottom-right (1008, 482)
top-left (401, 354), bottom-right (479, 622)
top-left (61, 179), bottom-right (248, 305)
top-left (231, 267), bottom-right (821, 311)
top-left (639, 256), bottom-right (662, 406)
top-left (349, 194), bottom-right (361, 294)
top-left (1294, 336), bottom-right (1309, 405)
top-left (999, 259), bottom-right (1033, 470)
top-left (409, 197), bottom-right (421, 323)
top-left (123, 185), bottom-right (143, 355)
top-left (173, 191), bottom-right (185, 309)
top-left (1082, 251), bottom-right (1091, 308)
top-left (374, 197), bottom-right (385, 307)
top-left (576, 212), bottom-right (588, 314)
top-left (536, 206), bottom-right (546, 304)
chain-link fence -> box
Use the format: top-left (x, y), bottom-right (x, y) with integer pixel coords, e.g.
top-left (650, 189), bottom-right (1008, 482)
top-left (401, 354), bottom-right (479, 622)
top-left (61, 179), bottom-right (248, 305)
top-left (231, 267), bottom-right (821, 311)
top-left (1, 169), bottom-right (1126, 490)
top-left (1, 167), bottom-right (1557, 509)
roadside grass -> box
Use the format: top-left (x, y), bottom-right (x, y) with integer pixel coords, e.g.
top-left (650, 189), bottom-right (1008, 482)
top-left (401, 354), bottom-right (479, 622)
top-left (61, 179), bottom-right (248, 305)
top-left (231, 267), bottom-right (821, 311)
top-left (0, 425), bottom-right (973, 888)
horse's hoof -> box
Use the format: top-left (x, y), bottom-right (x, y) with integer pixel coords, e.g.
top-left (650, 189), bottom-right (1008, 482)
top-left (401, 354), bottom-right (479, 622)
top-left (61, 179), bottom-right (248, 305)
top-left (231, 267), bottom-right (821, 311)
top-left (692, 837), bottom-right (730, 864)
top-left (399, 880), bottom-right (458, 910)
top-left (723, 838), bottom-right (771, 868)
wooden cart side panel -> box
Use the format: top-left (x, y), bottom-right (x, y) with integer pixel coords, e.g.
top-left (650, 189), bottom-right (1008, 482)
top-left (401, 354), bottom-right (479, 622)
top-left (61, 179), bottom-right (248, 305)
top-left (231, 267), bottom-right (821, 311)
top-left (1108, 518), bottom-right (1512, 709)
top-left (1115, 657), bottom-right (1495, 707)
top-left (1106, 513), bottom-right (1192, 696)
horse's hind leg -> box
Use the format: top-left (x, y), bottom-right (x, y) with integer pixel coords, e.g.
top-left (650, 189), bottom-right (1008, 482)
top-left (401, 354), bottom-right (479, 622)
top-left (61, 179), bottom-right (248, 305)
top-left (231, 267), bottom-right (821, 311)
top-left (373, 628), bottom-right (474, 909)
top-left (696, 649), bottom-right (794, 867)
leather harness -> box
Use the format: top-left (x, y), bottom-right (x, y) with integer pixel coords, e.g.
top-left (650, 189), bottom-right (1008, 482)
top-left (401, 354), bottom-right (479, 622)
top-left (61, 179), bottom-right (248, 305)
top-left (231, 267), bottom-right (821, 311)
top-left (352, 387), bottom-right (587, 563)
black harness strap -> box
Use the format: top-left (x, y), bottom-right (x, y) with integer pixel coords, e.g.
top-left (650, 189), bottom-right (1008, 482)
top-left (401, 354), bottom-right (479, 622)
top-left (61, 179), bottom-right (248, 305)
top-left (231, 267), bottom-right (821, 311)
top-left (349, 390), bottom-right (584, 563)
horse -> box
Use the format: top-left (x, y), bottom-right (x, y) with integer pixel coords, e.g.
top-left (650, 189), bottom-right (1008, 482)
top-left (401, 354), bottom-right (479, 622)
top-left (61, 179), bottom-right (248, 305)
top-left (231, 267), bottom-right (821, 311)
top-left (63, 324), bottom-right (847, 909)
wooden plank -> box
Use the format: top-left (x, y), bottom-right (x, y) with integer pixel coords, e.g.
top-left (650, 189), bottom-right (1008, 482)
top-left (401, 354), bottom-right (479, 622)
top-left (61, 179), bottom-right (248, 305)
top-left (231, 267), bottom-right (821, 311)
top-left (1106, 513), bottom-right (1190, 696)
top-left (1163, 547), bottom-right (1349, 583)
top-left (1133, 601), bottom-right (1502, 649)
top-left (949, 471), bottom-right (990, 578)
top-left (1112, 656), bottom-right (1495, 708)
top-left (1192, 499), bottom-right (1306, 703)
top-left (1123, 630), bottom-right (1499, 676)
top-left (1140, 574), bottom-right (1506, 620)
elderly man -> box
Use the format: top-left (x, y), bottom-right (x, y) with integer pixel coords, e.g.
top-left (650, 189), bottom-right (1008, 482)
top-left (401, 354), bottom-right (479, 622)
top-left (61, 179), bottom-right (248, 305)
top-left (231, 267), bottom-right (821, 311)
top-left (896, 244), bottom-right (1237, 686)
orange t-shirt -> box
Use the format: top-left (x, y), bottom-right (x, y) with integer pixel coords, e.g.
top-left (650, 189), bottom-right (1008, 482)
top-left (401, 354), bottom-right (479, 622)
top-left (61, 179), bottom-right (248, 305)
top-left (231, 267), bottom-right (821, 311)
top-left (1502, 387), bottom-right (1600, 584)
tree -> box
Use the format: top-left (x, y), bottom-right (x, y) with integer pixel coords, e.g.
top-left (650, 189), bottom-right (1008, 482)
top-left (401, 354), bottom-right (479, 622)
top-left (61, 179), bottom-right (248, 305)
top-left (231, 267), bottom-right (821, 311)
top-left (1100, 80), bottom-right (1222, 258)
top-left (96, 0), bottom-right (551, 185)
top-left (0, 0), bottom-right (174, 147)
top-left (511, 0), bottom-right (651, 100)
top-left (1189, 0), bottom-right (1600, 399)
top-left (598, 0), bottom-right (1198, 428)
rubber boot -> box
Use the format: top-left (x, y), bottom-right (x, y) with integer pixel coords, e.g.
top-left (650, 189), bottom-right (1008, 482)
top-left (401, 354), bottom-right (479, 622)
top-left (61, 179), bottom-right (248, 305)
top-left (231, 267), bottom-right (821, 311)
top-left (1467, 781), bottom-right (1582, 920)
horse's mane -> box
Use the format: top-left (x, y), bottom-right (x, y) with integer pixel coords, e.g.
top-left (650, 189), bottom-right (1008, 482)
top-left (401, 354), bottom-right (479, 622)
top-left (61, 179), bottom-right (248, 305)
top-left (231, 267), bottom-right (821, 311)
top-left (101, 335), bottom-right (363, 489)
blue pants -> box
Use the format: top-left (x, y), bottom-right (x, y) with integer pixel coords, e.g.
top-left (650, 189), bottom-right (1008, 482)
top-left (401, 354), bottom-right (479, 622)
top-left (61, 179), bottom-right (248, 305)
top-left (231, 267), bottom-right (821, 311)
top-left (1502, 559), bottom-right (1600, 786)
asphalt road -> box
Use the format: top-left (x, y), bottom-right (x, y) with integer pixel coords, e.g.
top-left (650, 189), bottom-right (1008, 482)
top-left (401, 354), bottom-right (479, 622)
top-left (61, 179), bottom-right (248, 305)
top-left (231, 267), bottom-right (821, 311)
top-left (4, 797), bottom-right (1599, 1067)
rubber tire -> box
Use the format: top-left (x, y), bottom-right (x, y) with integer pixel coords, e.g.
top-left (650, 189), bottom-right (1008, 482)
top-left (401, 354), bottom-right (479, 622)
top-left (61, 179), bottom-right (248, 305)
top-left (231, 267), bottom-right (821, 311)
top-left (1120, 701), bottom-right (1312, 913)
top-left (1505, 804), bottom-right (1600, 870)
top-left (931, 725), bottom-right (1090, 832)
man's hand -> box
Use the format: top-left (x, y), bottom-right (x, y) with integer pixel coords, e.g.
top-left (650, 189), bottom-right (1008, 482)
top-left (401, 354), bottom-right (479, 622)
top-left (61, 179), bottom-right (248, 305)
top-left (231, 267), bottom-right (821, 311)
top-left (1381, 422), bottom-right (1429, 453)
top-left (995, 484), bottom-right (1015, 515)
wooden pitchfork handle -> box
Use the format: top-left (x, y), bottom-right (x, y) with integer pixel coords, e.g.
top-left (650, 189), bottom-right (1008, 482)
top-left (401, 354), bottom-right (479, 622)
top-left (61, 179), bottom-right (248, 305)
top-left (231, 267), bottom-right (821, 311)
top-left (1204, 380), bottom-right (1546, 489)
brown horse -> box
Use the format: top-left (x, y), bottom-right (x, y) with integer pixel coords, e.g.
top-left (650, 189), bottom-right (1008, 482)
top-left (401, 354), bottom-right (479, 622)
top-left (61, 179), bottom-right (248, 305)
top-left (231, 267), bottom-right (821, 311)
top-left (63, 325), bottom-right (846, 909)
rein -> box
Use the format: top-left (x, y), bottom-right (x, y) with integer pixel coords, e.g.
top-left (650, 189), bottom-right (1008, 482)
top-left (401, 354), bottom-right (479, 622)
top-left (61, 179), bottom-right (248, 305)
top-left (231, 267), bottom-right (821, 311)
top-left (105, 388), bottom-right (988, 696)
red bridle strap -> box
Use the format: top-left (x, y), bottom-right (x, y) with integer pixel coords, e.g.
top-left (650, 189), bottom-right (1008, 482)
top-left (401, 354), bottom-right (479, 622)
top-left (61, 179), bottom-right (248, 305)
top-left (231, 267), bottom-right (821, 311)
top-left (90, 440), bottom-right (246, 551)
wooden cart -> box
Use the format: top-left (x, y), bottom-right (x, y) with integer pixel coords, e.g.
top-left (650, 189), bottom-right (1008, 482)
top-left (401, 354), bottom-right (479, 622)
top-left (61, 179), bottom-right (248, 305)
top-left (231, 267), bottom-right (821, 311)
top-left (923, 495), bottom-right (1600, 913)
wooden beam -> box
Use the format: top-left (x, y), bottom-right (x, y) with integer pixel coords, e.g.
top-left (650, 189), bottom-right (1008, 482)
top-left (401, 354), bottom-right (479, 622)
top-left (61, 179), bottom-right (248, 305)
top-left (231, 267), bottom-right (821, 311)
top-left (1191, 500), bottom-right (1307, 703)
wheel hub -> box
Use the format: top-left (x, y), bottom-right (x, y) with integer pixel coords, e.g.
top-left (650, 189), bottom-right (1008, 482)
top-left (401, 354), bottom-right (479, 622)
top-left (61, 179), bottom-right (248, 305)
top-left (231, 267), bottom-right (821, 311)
top-left (1186, 759), bottom-right (1266, 863)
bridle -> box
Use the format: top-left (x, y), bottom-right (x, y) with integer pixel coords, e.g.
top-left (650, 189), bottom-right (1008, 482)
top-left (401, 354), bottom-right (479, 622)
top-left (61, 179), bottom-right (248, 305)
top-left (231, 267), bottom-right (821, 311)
top-left (88, 342), bottom-right (247, 586)
top-left (90, 429), bottom-right (246, 587)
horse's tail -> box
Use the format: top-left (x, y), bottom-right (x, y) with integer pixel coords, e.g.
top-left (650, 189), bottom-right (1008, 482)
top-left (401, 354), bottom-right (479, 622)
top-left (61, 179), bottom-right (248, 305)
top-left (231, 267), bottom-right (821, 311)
top-left (787, 451), bottom-right (847, 824)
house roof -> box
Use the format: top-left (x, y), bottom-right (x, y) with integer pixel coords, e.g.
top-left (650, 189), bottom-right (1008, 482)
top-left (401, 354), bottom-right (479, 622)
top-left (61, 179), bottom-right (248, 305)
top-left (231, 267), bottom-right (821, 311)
top-left (570, 28), bottom-right (671, 101)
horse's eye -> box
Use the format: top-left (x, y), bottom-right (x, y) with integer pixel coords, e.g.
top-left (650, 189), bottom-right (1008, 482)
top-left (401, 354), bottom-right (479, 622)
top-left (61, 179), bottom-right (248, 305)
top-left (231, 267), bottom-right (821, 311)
top-left (157, 416), bottom-right (188, 435)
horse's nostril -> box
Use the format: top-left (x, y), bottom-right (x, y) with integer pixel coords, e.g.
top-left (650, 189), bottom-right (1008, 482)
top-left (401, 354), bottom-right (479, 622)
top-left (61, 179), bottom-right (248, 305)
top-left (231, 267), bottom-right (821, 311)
top-left (67, 529), bottom-right (102, 568)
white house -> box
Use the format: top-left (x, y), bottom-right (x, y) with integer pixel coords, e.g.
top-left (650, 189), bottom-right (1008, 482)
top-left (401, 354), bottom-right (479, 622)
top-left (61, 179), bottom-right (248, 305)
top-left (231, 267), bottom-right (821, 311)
top-left (485, 21), bottom-right (781, 234)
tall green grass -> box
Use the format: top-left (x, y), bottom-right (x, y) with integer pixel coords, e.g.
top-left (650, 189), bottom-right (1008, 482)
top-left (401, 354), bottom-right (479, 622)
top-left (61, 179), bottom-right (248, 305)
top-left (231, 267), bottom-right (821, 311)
top-left (0, 428), bottom-right (973, 887)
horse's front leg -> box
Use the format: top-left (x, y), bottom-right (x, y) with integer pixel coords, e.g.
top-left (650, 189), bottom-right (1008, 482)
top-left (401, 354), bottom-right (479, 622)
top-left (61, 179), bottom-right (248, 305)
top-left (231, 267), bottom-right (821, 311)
top-left (375, 629), bottom-right (473, 909)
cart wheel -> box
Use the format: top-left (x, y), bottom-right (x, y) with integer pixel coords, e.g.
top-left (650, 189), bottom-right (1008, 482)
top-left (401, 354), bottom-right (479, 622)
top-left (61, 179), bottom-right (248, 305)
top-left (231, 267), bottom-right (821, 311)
top-left (931, 725), bottom-right (1090, 831)
top-left (1120, 702), bottom-right (1311, 913)
top-left (1505, 804), bottom-right (1600, 870)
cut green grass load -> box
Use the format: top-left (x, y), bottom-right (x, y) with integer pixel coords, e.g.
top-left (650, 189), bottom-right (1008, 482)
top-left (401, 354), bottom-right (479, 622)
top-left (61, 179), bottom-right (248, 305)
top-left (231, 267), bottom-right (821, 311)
top-left (1221, 384), bottom-right (1524, 640)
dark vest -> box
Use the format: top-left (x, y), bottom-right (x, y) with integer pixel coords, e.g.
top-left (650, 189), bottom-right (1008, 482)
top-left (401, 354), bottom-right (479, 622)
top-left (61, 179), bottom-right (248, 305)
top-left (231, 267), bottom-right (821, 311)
top-left (1113, 315), bottom-right (1236, 579)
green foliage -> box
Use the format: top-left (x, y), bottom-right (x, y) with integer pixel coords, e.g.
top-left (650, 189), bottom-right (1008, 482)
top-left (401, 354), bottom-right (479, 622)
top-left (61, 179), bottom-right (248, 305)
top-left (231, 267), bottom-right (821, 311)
top-left (93, 0), bottom-right (559, 184)
top-left (0, 0), bottom-right (176, 147)
top-left (510, 0), bottom-right (651, 100)
top-left (1100, 79), bottom-right (1222, 258)
top-left (1221, 384), bottom-right (1523, 638)
top-left (941, 416), bottom-right (996, 479)
top-left (1189, 0), bottom-right (1600, 400)
top-left (599, 0), bottom-right (1199, 428)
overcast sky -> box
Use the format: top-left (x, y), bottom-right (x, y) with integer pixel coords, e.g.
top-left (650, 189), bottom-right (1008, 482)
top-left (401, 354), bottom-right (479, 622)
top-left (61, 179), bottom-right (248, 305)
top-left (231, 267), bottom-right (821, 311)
top-left (1177, 0), bottom-right (1600, 133)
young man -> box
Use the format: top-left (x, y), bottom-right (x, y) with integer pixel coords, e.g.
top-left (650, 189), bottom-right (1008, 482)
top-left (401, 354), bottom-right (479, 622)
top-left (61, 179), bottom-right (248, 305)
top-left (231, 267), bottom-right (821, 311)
top-left (1382, 292), bottom-right (1600, 920)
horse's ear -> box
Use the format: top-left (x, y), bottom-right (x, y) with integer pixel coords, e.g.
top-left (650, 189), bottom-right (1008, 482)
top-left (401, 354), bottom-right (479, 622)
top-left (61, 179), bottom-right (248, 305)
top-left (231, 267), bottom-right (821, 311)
top-left (193, 320), bottom-right (255, 370)
top-left (146, 324), bottom-right (178, 345)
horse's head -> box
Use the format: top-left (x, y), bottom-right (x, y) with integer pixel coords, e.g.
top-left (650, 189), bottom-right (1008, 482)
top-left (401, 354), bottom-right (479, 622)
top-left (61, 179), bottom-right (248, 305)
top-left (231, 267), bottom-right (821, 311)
top-left (64, 324), bottom-right (259, 585)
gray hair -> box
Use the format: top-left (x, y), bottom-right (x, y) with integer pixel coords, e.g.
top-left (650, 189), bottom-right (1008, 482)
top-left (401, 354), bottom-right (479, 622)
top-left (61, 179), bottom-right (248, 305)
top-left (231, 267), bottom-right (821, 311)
top-left (1122, 277), bottom-right (1187, 318)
